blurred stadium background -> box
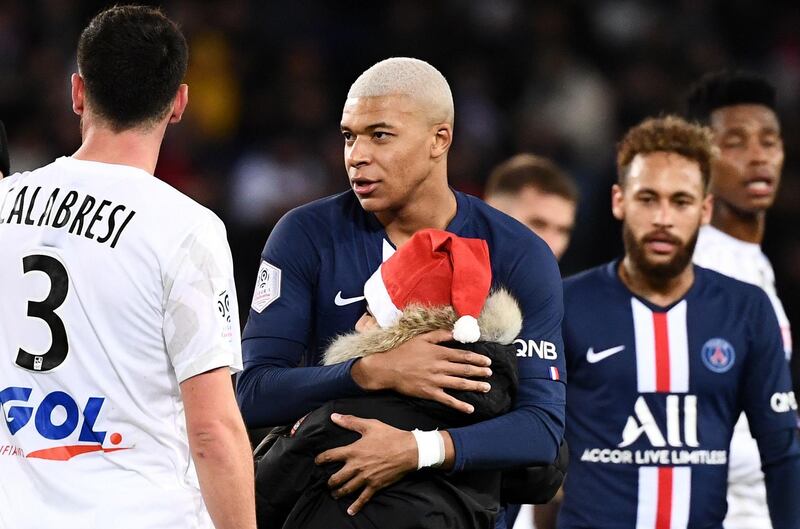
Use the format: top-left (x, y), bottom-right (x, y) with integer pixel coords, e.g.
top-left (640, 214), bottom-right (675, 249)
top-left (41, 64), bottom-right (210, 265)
top-left (2, 1), bottom-right (799, 378)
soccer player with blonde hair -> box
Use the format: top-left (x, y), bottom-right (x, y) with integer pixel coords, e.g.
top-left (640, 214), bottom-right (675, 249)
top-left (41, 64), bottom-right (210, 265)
top-left (239, 57), bottom-right (566, 528)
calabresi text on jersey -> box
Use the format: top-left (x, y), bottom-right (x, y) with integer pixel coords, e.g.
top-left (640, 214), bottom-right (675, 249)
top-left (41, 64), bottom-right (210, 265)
top-left (0, 185), bottom-right (136, 248)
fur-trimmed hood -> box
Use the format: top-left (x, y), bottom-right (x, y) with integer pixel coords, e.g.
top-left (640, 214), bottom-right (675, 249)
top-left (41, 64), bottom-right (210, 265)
top-left (323, 289), bottom-right (522, 365)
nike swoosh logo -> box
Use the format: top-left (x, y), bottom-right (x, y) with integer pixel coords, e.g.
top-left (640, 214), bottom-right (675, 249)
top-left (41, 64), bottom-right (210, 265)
top-left (334, 291), bottom-right (365, 306)
top-left (586, 345), bottom-right (625, 364)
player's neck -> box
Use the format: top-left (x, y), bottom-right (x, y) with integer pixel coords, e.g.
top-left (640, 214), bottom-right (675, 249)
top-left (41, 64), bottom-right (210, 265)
top-left (378, 179), bottom-right (457, 248)
top-left (72, 122), bottom-right (166, 175)
top-left (710, 201), bottom-right (765, 245)
top-left (618, 257), bottom-right (695, 308)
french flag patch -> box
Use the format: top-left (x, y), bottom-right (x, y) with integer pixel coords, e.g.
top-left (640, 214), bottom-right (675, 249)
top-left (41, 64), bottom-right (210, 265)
top-left (549, 366), bottom-right (560, 381)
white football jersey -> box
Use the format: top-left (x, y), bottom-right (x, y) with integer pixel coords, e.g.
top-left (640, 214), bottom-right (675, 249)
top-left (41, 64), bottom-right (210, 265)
top-left (0, 157), bottom-right (242, 529)
top-left (693, 224), bottom-right (792, 529)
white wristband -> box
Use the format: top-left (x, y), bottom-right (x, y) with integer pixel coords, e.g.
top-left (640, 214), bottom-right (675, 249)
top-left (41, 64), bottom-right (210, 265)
top-left (411, 429), bottom-right (445, 469)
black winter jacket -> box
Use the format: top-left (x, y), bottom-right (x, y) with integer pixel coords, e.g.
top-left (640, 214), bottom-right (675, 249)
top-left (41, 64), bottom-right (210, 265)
top-left (256, 339), bottom-right (517, 529)
top-left (254, 291), bottom-right (565, 529)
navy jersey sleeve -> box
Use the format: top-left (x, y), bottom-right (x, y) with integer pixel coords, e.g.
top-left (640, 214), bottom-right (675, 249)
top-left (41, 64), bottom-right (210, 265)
top-left (237, 210), bottom-right (364, 427)
top-left (448, 236), bottom-right (566, 471)
top-left (741, 288), bottom-right (798, 438)
top-left (741, 288), bottom-right (800, 528)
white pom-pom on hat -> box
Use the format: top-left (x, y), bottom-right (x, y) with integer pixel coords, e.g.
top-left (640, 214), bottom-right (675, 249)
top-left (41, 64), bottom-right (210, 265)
top-left (453, 315), bottom-right (481, 343)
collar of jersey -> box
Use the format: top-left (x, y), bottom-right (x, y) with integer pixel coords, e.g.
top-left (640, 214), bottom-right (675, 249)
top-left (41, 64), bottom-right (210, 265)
top-left (603, 258), bottom-right (704, 313)
top-left (368, 188), bottom-right (470, 248)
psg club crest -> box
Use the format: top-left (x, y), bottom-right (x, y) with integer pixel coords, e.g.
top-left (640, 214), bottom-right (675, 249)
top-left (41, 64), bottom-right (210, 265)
top-left (701, 338), bottom-right (735, 373)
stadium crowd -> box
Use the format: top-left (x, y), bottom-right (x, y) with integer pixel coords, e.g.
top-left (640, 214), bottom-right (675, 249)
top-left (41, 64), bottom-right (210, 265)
top-left (2, 2), bottom-right (800, 335)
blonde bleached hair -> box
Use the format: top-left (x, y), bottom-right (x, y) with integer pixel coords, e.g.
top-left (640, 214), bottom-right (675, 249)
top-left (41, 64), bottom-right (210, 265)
top-left (347, 57), bottom-right (454, 126)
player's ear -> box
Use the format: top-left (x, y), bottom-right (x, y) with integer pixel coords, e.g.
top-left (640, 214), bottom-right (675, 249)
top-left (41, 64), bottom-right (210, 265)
top-left (169, 84), bottom-right (189, 124)
top-left (700, 191), bottom-right (713, 225)
top-left (431, 123), bottom-right (452, 159)
top-left (71, 73), bottom-right (85, 116)
top-left (611, 183), bottom-right (625, 220)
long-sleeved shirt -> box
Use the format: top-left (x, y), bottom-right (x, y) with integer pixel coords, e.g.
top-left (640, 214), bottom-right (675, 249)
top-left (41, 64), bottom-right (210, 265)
top-left (237, 190), bottom-right (566, 475)
top-left (558, 262), bottom-right (800, 529)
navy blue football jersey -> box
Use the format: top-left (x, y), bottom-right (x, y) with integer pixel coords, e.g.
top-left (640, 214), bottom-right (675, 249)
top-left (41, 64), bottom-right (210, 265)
top-left (239, 190), bottom-right (566, 477)
top-left (559, 262), bottom-right (799, 529)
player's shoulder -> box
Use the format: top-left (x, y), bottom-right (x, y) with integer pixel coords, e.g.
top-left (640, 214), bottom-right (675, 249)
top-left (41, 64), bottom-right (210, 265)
top-left (2, 159), bottom-right (57, 189)
top-left (694, 267), bottom-right (782, 349)
top-left (563, 262), bottom-right (615, 299)
top-left (694, 265), bottom-right (769, 303)
top-left (461, 192), bottom-right (553, 258)
top-left (694, 266), bottom-right (778, 329)
top-left (0, 170), bottom-right (24, 190)
top-left (694, 225), bottom-right (738, 259)
top-left (278, 191), bottom-right (359, 227)
top-left (271, 191), bottom-right (358, 239)
top-left (265, 191), bottom-right (362, 257)
top-left (0, 171), bottom-right (23, 204)
top-left (65, 157), bottom-right (222, 229)
top-left (462, 192), bottom-right (533, 237)
top-left (128, 179), bottom-right (226, 246)
top-left (128, 170), bottom-right (217, 221)
top-left (564, 262), bottom-right (614, 288)
top-left (696, 224), bottom-right (739, 247)
top-left (694, 226), bottom-right (767, 284)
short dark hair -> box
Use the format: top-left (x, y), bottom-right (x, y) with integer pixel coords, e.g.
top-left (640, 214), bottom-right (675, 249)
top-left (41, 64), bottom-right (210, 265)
top-left (77, 5), bottom-right (188, 131)
top-left (617, 115), bottom-right (714, 191)
top-left (685, 70), bottom-right (776, 124)
top-left (485, 153), bottom-right (578, 203)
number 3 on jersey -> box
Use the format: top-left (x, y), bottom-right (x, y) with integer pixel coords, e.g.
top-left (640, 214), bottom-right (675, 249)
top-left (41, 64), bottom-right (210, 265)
top-left (18, 253), bottom-right (69, 372)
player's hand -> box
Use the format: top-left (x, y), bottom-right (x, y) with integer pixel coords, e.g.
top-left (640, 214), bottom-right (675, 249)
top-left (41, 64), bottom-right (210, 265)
top-left (315, 413), bottom-right (417, 516)
top-left (351, 329), bottom-right (492, 414)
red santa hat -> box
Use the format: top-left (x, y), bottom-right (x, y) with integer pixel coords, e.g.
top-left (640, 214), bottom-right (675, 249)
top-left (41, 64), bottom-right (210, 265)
top-left (363, 229), bottom-right (492, 343)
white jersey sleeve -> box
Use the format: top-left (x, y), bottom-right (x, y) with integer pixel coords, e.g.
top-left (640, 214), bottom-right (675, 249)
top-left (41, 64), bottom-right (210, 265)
top-left (163, 215), bottom-right (242, 382)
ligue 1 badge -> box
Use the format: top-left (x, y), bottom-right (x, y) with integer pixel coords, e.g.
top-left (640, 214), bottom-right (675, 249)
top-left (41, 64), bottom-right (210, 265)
top-left (701, 338), bottom-right (736, 373)
top-left (251, 260), bottom-right (281, 313)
